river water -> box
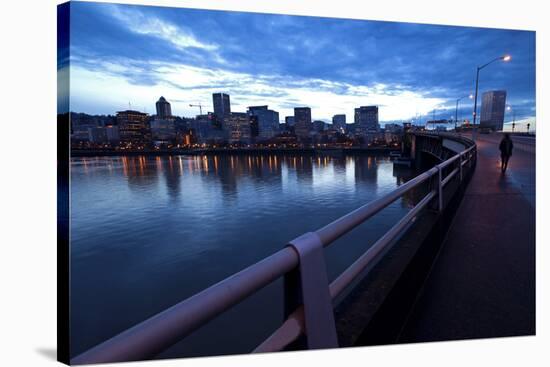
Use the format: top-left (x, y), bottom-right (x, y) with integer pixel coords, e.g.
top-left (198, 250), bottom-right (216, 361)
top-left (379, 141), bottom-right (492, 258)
top-left (70, 153), bottom-right (420, 358)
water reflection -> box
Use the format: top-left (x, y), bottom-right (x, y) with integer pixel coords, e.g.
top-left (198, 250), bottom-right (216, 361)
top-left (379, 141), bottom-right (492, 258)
top-left (163, 156), bottom-right (183, 200)
top-left (121, 156), bottom-right (159, 191)
top-left (70, 153), bottom-right (421, 359)
top-left (355, 155), bottom-right (378, 186)
top-left (109, 154), bottom-right (401, 202)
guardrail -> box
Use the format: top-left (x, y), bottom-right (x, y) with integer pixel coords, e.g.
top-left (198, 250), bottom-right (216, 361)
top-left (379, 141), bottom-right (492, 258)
top-left (72, 133), bottom-right (477, 364)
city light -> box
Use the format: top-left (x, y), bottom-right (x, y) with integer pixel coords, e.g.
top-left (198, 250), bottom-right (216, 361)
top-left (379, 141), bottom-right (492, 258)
top-left (71, 93), bottom-right (411, 152)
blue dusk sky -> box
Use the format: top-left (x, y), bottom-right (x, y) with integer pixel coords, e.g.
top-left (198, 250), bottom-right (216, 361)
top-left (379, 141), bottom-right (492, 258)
top-left (59, 1), bottom-right (536, 126)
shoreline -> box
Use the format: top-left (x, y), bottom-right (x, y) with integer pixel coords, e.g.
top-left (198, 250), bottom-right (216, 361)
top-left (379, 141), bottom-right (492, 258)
top-left (71, 146), bottom-right (400, 157)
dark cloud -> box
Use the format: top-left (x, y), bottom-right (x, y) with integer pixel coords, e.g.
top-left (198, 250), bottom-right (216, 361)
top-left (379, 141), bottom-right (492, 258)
top-left (67, 2), bottom-right (535, 121)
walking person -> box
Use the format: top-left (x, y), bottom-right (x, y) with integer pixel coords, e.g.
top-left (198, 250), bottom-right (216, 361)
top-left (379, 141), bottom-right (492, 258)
top-left (499, 133), bottom-right (514, 173)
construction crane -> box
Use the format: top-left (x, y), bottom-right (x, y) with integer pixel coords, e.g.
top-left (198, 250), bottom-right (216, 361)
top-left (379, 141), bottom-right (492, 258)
top-left (189, 103), bottom-right (205, 115)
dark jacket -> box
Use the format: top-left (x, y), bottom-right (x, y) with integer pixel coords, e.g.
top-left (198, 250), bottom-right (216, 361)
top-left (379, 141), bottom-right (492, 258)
top-left (499, 137), bottom-right (514, 157)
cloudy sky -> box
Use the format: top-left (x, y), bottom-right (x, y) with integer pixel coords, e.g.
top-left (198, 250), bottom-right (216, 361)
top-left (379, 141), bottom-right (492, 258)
top-left (60, 1), bottom-right (536, 126)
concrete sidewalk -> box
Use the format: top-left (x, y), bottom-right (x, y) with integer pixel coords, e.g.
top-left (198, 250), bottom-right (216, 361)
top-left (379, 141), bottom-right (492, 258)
top-left (398, 137), bottom-right (536, 343)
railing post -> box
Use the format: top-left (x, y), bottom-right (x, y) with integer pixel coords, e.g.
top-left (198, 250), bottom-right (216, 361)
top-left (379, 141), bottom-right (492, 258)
top-left (284, 232), bottom-right (338, 350)
top-left (437, 166), bottom-right (443, 211)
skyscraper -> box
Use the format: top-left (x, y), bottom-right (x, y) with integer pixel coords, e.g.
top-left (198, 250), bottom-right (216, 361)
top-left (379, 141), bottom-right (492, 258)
top-left (226, 112), bottom-right (252, 144)
top-left (116, 110), bottom-right (149, 144)
top-left (155, 96), bottom-right (172, 119)
top-left (247, 105), bottom-right (280, 139)
top-left (480, 90), bottom-right (507, 131)
top-left (213, 93), bottom-right (231, 120)
top-left (294, 107), bottom-right (312, 140)
top-left (332, 114), bottom-right (346, 133)
top-left (354, 106), bottom-right (379, 135)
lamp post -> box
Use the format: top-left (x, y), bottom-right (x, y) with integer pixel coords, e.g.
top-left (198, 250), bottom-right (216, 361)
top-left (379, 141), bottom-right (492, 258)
top-left (472, 54), bottom-right (511, 140)
top-left (455, 94), bottom-right (473, 131)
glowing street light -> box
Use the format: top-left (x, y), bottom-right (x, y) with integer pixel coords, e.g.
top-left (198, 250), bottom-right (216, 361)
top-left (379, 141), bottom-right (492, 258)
top-left (472, 54), bottom-right (511, 140)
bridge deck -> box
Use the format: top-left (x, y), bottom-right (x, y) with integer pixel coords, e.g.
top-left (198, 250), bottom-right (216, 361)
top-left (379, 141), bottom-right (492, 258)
top-left (398, 133), bottom-right (536, 343)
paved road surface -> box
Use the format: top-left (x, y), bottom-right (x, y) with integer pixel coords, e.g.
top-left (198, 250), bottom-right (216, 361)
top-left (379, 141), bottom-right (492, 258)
top-left (475, 133), bottom-right (535, 207)
top-left (398, 132), bottom-right (536, 343)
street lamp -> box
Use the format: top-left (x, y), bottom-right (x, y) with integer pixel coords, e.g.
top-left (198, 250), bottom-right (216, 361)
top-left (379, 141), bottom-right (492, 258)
top-left (472, 54), bottom-right (511, 140)
top-left (455, 94), bottom-right (473, 131)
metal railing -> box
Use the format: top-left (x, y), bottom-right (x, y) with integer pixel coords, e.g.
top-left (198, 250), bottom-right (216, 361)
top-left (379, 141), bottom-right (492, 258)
top-left (72, 134), bottom-right (477, 365)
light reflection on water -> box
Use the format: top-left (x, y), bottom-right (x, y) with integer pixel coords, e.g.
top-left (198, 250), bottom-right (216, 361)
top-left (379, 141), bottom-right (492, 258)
top-left (70, 153), bottom-right (420, 359)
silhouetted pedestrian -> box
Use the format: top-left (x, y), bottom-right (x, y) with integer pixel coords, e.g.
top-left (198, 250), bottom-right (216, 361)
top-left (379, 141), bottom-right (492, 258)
top-left (499, 133), bottom-right (514, 173)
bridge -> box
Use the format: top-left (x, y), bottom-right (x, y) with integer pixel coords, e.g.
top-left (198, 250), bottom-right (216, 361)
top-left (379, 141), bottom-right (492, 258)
top-left (397, 132), bottom-right (535, 343)
top-left (71, 132), bottom-right (535, 364)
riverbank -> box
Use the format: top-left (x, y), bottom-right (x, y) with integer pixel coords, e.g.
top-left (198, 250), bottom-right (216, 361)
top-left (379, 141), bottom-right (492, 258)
top-left (71, 146), bottom-right (400, 157)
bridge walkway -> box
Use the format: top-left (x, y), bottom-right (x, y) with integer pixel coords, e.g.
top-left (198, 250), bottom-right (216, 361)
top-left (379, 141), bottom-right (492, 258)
top-left (397, 134), bottom-right (536, 343)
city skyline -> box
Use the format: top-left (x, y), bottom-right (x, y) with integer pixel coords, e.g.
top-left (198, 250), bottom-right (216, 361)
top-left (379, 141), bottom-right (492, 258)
top-left (71, 92), bottom-right (402, 148)
top-left (59, 2), bottom-right (535, 126)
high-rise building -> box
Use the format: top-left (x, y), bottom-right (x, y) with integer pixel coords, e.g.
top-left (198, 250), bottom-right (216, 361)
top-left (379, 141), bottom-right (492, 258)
top-left (155, 96), bottom-right (172, 119)
top-left (247, 105), bottom-right (279, 139)
top-left (187, 115), bottom-right (212, 144)
top-left (150, 119), bottom-right (176, 142)
top-left (294, 107), bottom-right (312, 140)
top-left (354, 106), bottom-right (379, 135)
top-left (480, 90), bottom-right (507, 131)
top-left (213, 93), bottom-right (231, 120)
top-left (285, 116), bottom-right (295, 126)
top-left (116, 110), bottom-right (149, 144)
top-left (249, 115), bottom-right (259, 138)
top-left (226, 112), bottom-right (251, 144)
top-left (332, 114), bottom-right (346, 133)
